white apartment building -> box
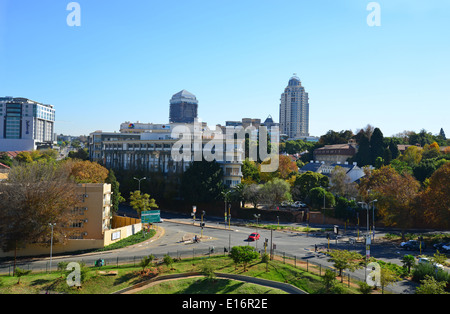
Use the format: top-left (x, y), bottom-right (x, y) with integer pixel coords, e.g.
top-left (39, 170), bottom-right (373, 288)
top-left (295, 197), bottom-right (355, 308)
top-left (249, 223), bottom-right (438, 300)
top-left (0, 97), bottom-right (55, 151)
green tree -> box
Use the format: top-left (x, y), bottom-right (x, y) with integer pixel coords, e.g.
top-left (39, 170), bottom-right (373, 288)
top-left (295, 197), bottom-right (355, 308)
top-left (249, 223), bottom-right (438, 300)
top-left (14, 267), bottom-right (31, 284)
top-left (409, 129), bottom-right (435, 147)
top-left (390, 159), bottom-right (413, 175)
top-left (293, 171), bottom-right (329, 201)
top-left (309, 187), bottom-right (335, 209)
top-left (229, 246), bottom-right (260, 272)
top-left (439, 128), bottom-right (446, 141)
top-left (163, 254), bottom-right (174, 270)
top-left (129, 190), bottom-right (158, 217)
top-left (354, 133), bottom-right (371, 166)
top-left (416, 275), bottom-right (448, 294)
top-left (322, 269), bottom-right (337, 293)
top-left (259, 178), bottom-right (291, 209)
top-left (422, 142), bottom-right (440, 160)
top-left (181, 159), bottom-right (224, 203)
top-left (68, 148), bottom-right (89, 161)
top-left (401, 255), bottom-right (415, 273)
top-left (389, 139), bottom-right (400, 160)
top-left (242, 183), bottom-right (262, 209)
top-left (106, 169), bottom-right (125, 214)
top-left (383, 148), bottom-right (392, 165)
top-left (242, 158), bottom-right (260, 183)
top-left (380, 266), bottom-right (400, 294)
top-left (319, 130), bottom-right (354, 145)
top-left (328, 250), bottom-right (364, 282)
top-left (370, 128), bottom-right (385, 165)
top-left (0, 152), bottom-right (13, 167)
top-left (139, 255), bottom-right (152, 272)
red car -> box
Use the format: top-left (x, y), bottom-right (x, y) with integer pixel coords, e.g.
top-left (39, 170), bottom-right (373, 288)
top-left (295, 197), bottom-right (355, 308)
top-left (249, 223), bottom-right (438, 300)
top-left (248, 233), bottom-right (260, 241)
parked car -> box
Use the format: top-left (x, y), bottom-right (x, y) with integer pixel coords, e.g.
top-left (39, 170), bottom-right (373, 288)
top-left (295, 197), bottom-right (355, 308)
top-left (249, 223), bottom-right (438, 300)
top-left (418, 257), bottom-right (444, 270)
top-left (433, 242), bottom-right (450, 252)
top-left (292, 201), bottom-right (307, 208)
top-left (280, 201), bottom-right (292, 208)
top-left (400, 240), bottom-right (425, 251)
top-left (248, 233), bottom-right (260, 241)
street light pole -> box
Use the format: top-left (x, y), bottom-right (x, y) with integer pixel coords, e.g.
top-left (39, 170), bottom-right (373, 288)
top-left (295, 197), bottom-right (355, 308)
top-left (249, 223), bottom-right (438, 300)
top-left (49, 223), bottom-right (56, 272)
top-left (357, 201), bottom-right (370, 238)
top-left (133, 177), bottom-right (147, 192)
top-left (370, 200), bottom-right (378, 241)
top-left (201, 211), bottom-right (206, 238)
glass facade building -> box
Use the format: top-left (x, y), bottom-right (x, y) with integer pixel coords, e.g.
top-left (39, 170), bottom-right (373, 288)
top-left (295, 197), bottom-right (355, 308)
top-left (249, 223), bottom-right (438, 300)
top-left (0, 97), bottom-right (55, 151)
top-left (169, 90), bottom-right (198, 124)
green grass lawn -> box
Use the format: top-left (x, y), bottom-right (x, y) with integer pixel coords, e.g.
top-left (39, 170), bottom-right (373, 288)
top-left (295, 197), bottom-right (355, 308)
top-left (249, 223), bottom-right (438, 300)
top-left (0, 255), bottom-right (361, 294)
top-left (135, 277), bottom-right (288, 294)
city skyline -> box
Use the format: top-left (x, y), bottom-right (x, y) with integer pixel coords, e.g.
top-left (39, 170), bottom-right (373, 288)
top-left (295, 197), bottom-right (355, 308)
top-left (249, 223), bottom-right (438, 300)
top-left (0, 1), bottom-right (449, 138)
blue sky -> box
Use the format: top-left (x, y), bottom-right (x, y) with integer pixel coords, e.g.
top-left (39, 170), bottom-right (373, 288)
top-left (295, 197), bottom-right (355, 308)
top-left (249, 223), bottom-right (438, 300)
top-left (0, 0), bottom-right (449, 137)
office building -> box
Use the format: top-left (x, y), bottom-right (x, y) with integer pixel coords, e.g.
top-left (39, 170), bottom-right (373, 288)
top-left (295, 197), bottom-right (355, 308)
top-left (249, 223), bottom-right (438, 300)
top-left (169, 90), bottom-right (198, 124)
top-left (0, 97), bottom-right (55, 151)
top-left (89, 124), bottom-right (244, 188)
top-left (279, 75), bottom-right (310, 139)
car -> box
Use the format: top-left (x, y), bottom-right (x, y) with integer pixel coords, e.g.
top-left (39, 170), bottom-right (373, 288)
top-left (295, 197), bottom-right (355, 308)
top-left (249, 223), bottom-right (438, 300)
top-left (433, 242), bottom-right (450, 252)
top-left (400, 240), bottom-right (426, 251)
top-left (248, 233), bottom-right (260, 241)
top-left (280, 201), bottom-right (292, 208)
top-left (292, 201), bottom-right (307, 209)
top-left (418, 257), bottom-right (444, 270)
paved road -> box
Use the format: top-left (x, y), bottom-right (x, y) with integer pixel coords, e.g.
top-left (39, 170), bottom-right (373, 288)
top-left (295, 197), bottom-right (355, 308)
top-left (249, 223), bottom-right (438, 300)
top-left (2, 213), bottom-right (445, 294)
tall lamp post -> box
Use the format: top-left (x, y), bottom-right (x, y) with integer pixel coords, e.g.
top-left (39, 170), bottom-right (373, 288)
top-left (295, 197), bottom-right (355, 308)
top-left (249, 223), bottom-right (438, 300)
top-left (370, 199), bottom-right (377, 241)
top-left (49, 223), bottom-right (56, 272)
top-left (201, 211), bottom-right (206, 238)
top-left (357, 201), bottom-right (370, 237)
top-left (133, 177), bottom-right (147, 192)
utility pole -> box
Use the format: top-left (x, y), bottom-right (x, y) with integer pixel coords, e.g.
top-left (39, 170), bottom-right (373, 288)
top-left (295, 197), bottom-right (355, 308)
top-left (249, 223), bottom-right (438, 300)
top-left (49, 223), bottom-right (56, 272)
top-left (270, 229), bottom-right (273, 260)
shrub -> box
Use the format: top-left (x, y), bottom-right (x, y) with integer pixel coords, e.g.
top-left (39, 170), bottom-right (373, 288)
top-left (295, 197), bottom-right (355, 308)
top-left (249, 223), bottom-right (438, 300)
top-left (412, 263), bottom-right (450, 284)
top-left (358, 282), bottom-right (373, 294)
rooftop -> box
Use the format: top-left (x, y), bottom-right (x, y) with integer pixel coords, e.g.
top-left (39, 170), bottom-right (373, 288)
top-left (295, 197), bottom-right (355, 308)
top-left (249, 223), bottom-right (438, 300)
top-left (170, 90), bottom-right (198, 104)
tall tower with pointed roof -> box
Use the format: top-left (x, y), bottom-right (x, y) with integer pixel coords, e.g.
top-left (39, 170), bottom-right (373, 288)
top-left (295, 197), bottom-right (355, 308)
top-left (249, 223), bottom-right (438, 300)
top-left (279, 75), bottom-right (309, 139)
top-left (169, 90), bottom-right (198, 124)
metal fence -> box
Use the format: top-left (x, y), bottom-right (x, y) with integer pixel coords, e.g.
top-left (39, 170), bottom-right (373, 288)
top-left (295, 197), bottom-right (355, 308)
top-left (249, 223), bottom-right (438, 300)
top-left (1, 247), bottom-right (354, 282)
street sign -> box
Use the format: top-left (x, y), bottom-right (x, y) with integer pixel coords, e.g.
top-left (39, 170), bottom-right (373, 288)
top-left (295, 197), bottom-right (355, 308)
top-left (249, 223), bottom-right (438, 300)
top-left (141, 210), bottom-right (161, 224)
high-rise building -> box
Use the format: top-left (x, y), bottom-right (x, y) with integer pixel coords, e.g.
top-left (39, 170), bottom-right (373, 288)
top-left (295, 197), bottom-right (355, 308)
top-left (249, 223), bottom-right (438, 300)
top-left (0, 97), bottom-right (55, 151)
top-left (169, 90), bottom-right (198, 124)
top-left (279, 75), bottom-right (309, 139)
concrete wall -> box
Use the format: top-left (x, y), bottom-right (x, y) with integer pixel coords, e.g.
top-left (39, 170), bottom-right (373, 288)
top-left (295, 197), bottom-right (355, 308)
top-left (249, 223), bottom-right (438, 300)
top-left (0, 223), bottom-right (142, 258)
top-left (103, 223), bottom-right (142, 247)
top-left (0, 239), bottom-right (105, 258)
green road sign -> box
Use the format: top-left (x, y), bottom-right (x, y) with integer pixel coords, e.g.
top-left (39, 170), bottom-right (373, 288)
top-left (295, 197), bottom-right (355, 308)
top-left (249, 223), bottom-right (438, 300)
top-left (141, 210), bottom-right (161, 223)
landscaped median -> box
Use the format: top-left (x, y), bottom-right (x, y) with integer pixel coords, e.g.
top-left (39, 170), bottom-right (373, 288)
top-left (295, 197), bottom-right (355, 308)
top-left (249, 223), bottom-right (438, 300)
top-left (114, 272), bottom-right (307, 294)
top-left (0, 253), bottom-right (362, 294)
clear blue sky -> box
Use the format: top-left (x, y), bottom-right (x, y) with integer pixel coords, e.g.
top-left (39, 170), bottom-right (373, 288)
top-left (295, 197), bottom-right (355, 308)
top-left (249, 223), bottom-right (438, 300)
top-left (0, 0), bottom-right (449, 137)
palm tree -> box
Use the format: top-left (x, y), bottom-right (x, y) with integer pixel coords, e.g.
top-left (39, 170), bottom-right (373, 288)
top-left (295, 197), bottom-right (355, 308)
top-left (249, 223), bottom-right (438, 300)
top-left (401, 254), bottom-right (415, 274)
